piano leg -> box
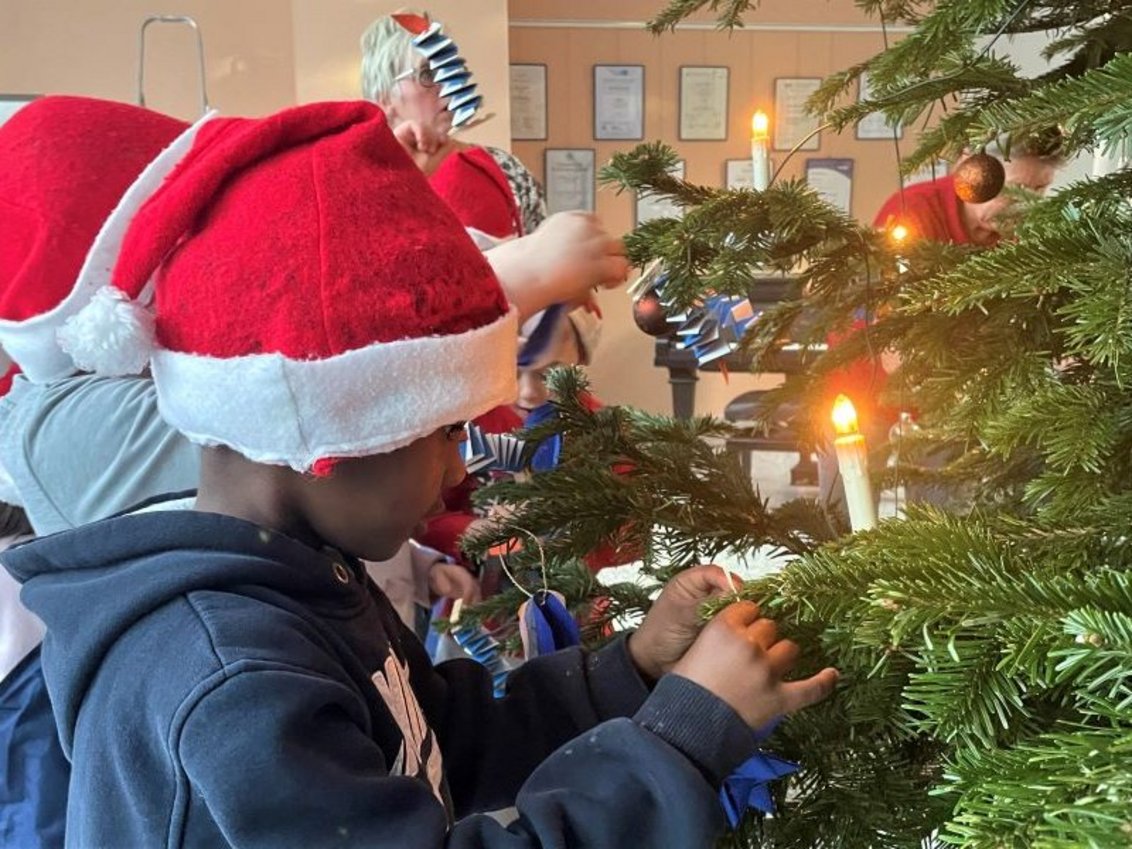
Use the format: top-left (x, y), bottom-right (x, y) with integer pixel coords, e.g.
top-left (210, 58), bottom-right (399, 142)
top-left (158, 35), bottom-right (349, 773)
top-left (668, 365), bottom-right (698, 419)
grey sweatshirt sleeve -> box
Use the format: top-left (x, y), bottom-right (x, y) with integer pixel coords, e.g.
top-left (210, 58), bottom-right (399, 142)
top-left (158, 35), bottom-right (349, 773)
top-left (0, 375), bottom-right (200, 535)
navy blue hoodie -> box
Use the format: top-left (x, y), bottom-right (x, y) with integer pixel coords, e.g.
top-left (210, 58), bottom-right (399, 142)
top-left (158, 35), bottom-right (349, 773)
top-left (4, 510), bottom-right (757, 848)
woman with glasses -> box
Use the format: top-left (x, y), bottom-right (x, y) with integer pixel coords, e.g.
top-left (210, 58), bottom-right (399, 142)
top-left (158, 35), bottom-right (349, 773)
top-left (361, 10), bottom-right (545, 241)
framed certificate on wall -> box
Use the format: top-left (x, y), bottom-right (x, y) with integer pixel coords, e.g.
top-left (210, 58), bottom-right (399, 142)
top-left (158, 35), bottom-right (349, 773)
top-left (724, 158), bottom-right (775, 189)
top-left (905, 159), bottom-right (948, 185)
top-left (725, 159), bottom-right (754, 189)
top-left (679, 66), bottom-right (729, 141)
top-left (545, 148), bottom-right (596, 213)
top-left (510, 64), bottom-right (547, 141)
top-left (856, 71), bottom-right (903, 140)
top-left (805, 158), bottom-right (854, 214)
top-left (594, 65), bottom-right (645, 141)
top-left (773, 78), bottom-right (822, 151)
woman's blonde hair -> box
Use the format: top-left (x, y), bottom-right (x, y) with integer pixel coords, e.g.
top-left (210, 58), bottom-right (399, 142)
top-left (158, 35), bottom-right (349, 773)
top-left (359, 11), bottom-right (428, 103)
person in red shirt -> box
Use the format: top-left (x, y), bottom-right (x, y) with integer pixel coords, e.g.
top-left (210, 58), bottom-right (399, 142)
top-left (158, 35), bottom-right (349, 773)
top-left (820, 140), bottom-right (1064, 521)
top-left (874, 148), bottom-right (1060, 247)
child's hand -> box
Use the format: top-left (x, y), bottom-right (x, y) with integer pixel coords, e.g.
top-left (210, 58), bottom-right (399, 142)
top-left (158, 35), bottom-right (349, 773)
top-left (627, 565), bottom-right (742, 681)
top-left (530, 212), bottom-right (630, 300)
top-left (484, 213), bottom-right (628, 322)
top-left (671, 601), bottom-right (839, 730)
top-left (428, 562), bottom-right (481, 604)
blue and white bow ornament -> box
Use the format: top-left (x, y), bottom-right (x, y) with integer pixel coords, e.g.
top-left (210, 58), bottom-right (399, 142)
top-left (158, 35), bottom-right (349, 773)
top-left (719, 716), bottom-right (798, 828)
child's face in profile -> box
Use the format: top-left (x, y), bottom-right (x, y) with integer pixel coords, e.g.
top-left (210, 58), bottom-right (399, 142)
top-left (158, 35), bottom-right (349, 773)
top-left (298, 426), bottom-right (468, 561)
top-left (513, 318), bottom-right (582, 421)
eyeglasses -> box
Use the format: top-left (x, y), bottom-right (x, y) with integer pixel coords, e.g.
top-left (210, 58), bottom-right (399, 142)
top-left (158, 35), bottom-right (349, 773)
top-left (394, 65), bottom-right (438, 89)
top-left (443, 421), bottom-right (468, 442)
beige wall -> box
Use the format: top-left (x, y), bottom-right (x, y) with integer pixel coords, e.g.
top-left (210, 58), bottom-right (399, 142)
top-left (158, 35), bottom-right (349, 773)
top-left (291, 0), bottom-right (512, 150)
top-left (0, 0), bottom-right (296, 121)
top-left (1, 0), bottom-right (906, 420)
top-left (0, 1), bottom-right (511, 150)
top-left (509, 1), bottom-right (910, 417)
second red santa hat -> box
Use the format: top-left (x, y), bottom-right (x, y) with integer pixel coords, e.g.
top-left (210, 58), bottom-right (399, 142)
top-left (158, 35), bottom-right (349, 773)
top-left (59, 100), bottom-right (517, 471)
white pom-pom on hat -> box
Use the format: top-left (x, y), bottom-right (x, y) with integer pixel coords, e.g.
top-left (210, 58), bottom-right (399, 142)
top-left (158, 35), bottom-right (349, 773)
top-left (56, 285), bottom-right (156, 376)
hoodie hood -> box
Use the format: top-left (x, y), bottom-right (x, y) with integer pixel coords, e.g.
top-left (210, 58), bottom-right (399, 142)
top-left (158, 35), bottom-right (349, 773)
top-left (1, 510), bottom-right (363, 754)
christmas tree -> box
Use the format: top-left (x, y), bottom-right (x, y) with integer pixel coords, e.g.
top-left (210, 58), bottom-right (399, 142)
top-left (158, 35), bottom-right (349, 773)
top-left (463, 1), bottom-right (1132, 846)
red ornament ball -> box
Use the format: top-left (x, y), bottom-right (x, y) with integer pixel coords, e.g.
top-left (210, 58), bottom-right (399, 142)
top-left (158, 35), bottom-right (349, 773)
top-left (632, 291), bottom-right (671, 336)
top-left (953, 153), bottom-right (1006, 204)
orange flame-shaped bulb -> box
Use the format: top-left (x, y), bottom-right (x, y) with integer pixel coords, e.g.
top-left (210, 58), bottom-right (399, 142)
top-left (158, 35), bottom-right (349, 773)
top-left (751, 110), bottom-right (769, 141)
top-left (831, 394), bottom-right (860, 436)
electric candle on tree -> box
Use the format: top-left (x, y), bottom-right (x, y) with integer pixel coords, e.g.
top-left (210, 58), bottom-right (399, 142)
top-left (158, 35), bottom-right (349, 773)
top-left (831, 394), bottom-right (877, 531)
top-left (750, 110), bottom-right (770, 191)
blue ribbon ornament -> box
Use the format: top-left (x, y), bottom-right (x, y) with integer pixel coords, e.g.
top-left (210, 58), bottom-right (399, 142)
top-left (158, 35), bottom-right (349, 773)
top-left (462, 401), bottom-right (562, 475)
top-left (451, 623), bottom-right (513, 697)
top-left (632, 264), bottom-right (759, 366)
top-left (719, 716), bottom-right (798, 828)
top-left (520, 402), bottom-right (563, 473)
top-left (518, 590), bottom-right (581, 660)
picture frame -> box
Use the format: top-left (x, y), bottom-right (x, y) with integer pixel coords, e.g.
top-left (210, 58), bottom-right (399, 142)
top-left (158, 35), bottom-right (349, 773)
top-left (635, 159), bottom-right (685, 226)
top-left (724, 157), bottom-right (776, 189)
top-left (773, 77), bottom-right (822, 152)
top-left (593, 64), bottom-right (645, 141)
top-left (509, 63), bottom-right (548, 141)
top-left (805, 158), bottom-right (854, 214)
top-left (905, 159), bottom-right (948, 186)
top-left (855, 71), bottom-right (903, 141)
top-left (544, 148), bottom-right (596, 214)
top-left (678, 66), bottom-right (729, 141)
top-left (0, 94), bottom-right (39, 127)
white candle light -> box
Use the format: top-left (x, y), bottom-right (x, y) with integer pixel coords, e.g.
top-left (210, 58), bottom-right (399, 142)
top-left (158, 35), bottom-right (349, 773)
top-left (831, 394), bottom-right (877, 531)
top-left (890, 222), bottom-right (910, 275)
top-left (750, 110), bottom-right (770, 191)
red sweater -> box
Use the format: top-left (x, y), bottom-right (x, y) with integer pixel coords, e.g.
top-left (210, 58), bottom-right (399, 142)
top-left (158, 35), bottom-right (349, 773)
top-left (873, 175), bottom-right (972, 245)
top-left (827, 177), bottom-right (973, 429)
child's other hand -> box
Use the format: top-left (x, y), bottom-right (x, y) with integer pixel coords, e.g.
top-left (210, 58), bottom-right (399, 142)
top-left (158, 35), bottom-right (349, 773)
top-left (428, 562), bottom-right (481, 605)
top-left (627, 565), bottom-right (741, 681)
top-left (530, 212), bottom-right (630, 301)
top-left (671, 601), bottom-right (839, 730)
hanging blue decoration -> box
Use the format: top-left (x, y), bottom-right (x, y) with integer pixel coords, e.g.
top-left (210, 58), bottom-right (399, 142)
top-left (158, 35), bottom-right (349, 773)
top-left (518, 590), bottom-right (581, 659)
top-left (719, 751), bottom-right (799, 827)
top-left (718, 715), bottom-right (797, 828)
top-left (462, 403), bottom-right (563, 476)
top-left (629, 260), bottom-right (760, 365)
top-left (462, 423), bottom-right (527, 475)
top-left (450, 623), bottom-right (512, 697)
top-left (521, 402), bottom-right (563, 473)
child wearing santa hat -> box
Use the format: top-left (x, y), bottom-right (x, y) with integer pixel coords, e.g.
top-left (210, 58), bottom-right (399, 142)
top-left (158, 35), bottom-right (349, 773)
top-left (2, 100), bottom-right (836, 848)
top-left (0, 93), bottom-right (626, 845)
top-left (0, 95), bottom-right (200, 848)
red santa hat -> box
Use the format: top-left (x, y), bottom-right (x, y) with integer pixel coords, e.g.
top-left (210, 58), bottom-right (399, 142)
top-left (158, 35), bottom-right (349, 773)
top-left (0, 96), bottom-right (206, 384)
top-left (428, 147), bottom-right (522, 241)
top-left (58, 101), bottom-right (517, 472)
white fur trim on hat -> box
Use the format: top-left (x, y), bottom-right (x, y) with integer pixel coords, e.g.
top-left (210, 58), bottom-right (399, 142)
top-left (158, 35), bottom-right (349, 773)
top-left (152, 308), bottom-right (519, 471)
top-left (0, 110), bottom-right (216, 384)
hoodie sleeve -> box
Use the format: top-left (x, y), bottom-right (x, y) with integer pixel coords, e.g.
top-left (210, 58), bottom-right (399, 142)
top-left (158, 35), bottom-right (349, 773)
top-left (177, 663), bottom-right (745, 849)
top-left (403, 625), bottom-right (756, 816)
